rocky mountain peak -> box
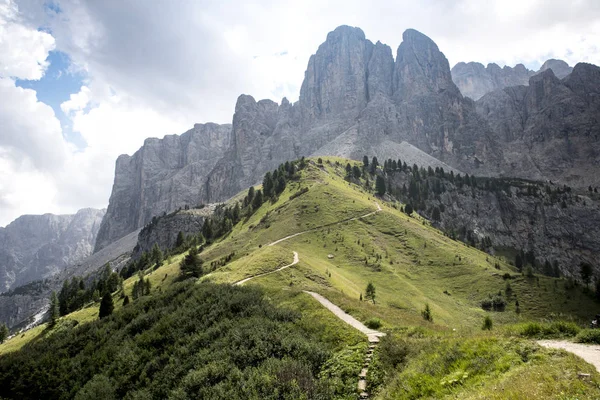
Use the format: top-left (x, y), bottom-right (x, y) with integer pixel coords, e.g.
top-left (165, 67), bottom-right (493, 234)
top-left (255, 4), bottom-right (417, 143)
top-left (394, 28), bottom-right (460, 99)
top-left (299, 25), bottom-right (374, 122)
top-left (539, 59), bottom-right (573, 78)
top-left (563, 63), bottom-right (600, 106)
top-left (367, 41), bottom-right (394, 98)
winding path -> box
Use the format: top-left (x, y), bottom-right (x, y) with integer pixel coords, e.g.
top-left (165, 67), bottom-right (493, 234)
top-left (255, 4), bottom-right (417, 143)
top-left (303, 291), bottom-right (385, 343)
top-left (538, 340), bottom-right (600, 372)
top-left (268, 202), bottom-right (382, 247)
top-left (233, 201), bottom-right (384, 398)
top-left (234, 251), bottom-right (299, 286)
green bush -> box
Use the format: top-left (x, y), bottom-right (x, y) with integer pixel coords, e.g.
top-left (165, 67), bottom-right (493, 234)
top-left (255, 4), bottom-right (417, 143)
top-left (482, 316), bottom-right (493, 330)
top-left (517, 321), bottom-right (580, 339)
top-left (366, 318), bottom-right (382, 329)
top-left (0, 282), bottom-right (349, 399)
top-left (575, 329), bottom-right (600, 344)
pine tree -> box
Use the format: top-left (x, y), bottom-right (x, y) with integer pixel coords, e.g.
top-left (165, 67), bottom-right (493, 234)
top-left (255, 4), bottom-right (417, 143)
top-left (275, 176), bottom-right (286, 194)
top-left (99, 293), bottom-right (114, 319)
top-left (252, 189), bottom-right (264, 210)
top-left (405, 203), bottom-right (413, 215)
top-left (0, 323), bottom-right (8, 344)
top-left (49, 291), bottom-right (59, 327)
top-left (352, 165), bottom-right (361, 179)
top-left (345, 163), bottom-right (352, 175)
top-left (515, 253), bottom-right (523, 271)
top-left (202, 219), bottom-right (213, 240)
top-left (370, 157), bottom-right (379, 174)
top-left (375, 175), bottom-right (386, 196)
top-left (365, 282), bottom-right (376, 304)
top-left (421, 303), bottom-right (433, 322)
top-left (151, 244), bottom-right (163, 267)
top-left (363, 156), bottom-right (369, 167)
top-left (232, 202), bottom-right (241, 222)
top-left (263, 172), bottom-right (274, 198)
top-left (581, 262), bottom-right (593, 287)
top-left (175, 231), bottom-right (185, 249)
top-left (180, 246), bottom-right (203, 278)
top-left (246, 186), bottom-right (255, 206)
top-left (122, 295), bottom-right (130, 306)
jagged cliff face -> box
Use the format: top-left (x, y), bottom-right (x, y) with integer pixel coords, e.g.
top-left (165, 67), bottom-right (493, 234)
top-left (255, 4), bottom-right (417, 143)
top-left (95, 123), bottom-right (231, 251)
top-left (476, 64), bottom-right (600, 188)
top-left (0, 208), bottom-right (105, 292)
top-left (95, 25), bottom-right (599, 252)
top-left (451, 59), bottom-right (573, 101)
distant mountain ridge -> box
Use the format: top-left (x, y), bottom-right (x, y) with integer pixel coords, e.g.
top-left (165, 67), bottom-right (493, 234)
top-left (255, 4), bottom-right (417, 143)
top-left (451, 58), bottom-right (573, 100)
top-left (0, 208), bottom-right (105, 292)
top-left (94, 25), bottom-right (600, 252)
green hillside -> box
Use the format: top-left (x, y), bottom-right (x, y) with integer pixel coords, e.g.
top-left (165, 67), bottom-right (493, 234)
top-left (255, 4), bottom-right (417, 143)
top-left (1, 157), bottom-right (599, 399)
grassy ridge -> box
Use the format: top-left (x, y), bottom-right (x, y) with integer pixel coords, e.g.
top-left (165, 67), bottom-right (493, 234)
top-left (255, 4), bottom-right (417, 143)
top-left (1, 157), bottom-right (599, 399)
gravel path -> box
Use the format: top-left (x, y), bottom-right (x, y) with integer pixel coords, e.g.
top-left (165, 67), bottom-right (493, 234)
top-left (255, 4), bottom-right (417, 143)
top-left (234, 251), bottom-right (299, 285)
top-left (538, 340), bottom-right (600, 372)
top-left (303, 291), bottom-right (386, 343)
top-left (268, 202), bottom-right (381, 247)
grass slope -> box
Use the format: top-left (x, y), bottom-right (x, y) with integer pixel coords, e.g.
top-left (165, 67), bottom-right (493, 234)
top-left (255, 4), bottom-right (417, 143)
top-left (2, 157), bottom-right (599, 399)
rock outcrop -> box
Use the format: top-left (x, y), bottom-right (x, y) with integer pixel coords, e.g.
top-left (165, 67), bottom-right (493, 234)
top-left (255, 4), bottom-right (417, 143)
top-left (476, 64), bottom-right (600, 188)
top-left (133, 206), bottom-right (215, 258)
top-left (0, 208), bottom-right (105, 292)
top-left (451, 59), bottom-right (573, 100)
top-left (387, 170), bottom-right (600, 275)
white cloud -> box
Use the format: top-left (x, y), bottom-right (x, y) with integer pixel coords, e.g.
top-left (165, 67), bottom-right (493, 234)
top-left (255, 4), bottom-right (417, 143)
top-left (60, 84), bottom-right (90, 114)
top-left (0, 0), bottom-right (54, 80)
top-left (0, 79), bottom-right (65, 225)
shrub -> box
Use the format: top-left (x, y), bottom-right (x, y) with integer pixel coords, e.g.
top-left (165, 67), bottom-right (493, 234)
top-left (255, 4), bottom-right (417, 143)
top-left (517, 321), bottom-right (581, 338)
top-left (481, 295), bottom-right (506, 311)
top-left (482, 315), bottom-right (493, 330)
top-left (422, 303), bottom-right (433, 322)
top-left (576, 329), bottom-right (600, 344)
top-left (378, 335), bottom-right (410, 369)
top-left (365, 318), bottom-right (382, 329)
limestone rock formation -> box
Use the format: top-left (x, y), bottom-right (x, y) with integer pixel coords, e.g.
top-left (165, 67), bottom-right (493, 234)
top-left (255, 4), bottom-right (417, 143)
top-left (539, 59), bottom-right (573, 79)
top-left (94, 122), bottom-right (231, 251)
top-left (0, 208), bottom-right (105, 292)
top-left (476, 65), bottom-right (600, 188)
top-left (95, 25), bottom-right (598, 254)
top-left (451, 59), bottom-right (573, 100)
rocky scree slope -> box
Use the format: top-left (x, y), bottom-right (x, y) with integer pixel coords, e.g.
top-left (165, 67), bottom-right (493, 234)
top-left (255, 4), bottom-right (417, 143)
top-left (0, 208), bottom-right (105, 293)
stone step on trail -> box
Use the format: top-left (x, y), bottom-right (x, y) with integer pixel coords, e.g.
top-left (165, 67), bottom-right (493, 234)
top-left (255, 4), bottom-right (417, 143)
top-left (303, 290), bottom-right (385, 400)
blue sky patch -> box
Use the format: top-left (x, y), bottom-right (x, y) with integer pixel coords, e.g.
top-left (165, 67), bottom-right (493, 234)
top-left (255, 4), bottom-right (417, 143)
top-left (16, 51), bottom-right (87, 148)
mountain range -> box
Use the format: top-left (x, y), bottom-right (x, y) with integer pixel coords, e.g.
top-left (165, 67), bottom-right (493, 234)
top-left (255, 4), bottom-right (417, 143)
top-left (95, 25), bottom-right (600, 253)
top-left (1, 25), bottom-right (599, 329)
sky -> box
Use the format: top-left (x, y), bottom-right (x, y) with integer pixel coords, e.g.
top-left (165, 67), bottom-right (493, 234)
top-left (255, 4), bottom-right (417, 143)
top-left (1, 0), bottom-right (599, 227)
